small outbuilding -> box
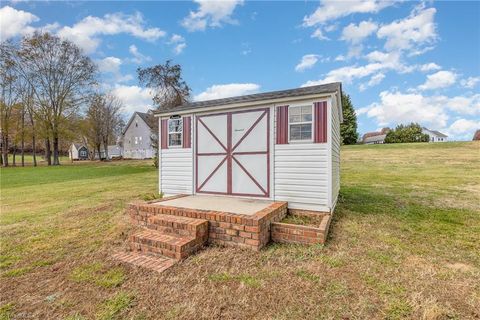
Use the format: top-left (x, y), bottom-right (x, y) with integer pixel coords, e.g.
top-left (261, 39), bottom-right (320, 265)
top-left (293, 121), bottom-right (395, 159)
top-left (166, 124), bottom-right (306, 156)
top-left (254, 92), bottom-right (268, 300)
top-left (123, 112), bottom-right (155, 159)
top-left (69, 143), bottom-right (89, 160)
top-left (155, 83), bottom-right (343, 215)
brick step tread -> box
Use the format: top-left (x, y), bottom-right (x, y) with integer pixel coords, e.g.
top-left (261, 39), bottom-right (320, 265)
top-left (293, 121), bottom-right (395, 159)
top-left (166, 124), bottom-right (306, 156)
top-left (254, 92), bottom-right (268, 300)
top-left (147, 214), bottom-right (207, 230)
top-left (130, 229), bottom-right (195, 249)
top-left (113, 251), bottom-right (176, 273)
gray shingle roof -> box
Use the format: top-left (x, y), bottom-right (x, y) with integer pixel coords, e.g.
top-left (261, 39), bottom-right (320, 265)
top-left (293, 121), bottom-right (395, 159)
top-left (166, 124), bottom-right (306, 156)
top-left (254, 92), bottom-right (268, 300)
top-left (155, 82), bottom-right (342, 114)
top-left (363, 134), bottom-right (387, 143)
top-left (123, 111), bottom-right (154, 135)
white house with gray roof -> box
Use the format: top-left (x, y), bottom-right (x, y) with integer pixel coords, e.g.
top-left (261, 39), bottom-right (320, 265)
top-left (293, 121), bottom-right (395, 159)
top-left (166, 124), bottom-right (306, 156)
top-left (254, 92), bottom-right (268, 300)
top-left (123, 112), bottom-right (155, 159)
top-left (422, 127), bottom-right (448, 142)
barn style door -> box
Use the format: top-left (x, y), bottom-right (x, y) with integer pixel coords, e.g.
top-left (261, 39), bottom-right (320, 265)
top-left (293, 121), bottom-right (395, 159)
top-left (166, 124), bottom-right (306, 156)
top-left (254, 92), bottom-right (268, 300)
top-left (195, 108), bottom-right (270, 197)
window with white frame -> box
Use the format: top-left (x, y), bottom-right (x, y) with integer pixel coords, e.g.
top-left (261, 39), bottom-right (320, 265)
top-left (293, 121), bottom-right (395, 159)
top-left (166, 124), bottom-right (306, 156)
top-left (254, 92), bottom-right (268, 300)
top-left (168, 118), bottom-right (183, 147)
top-left (289, 105), bottom-right (313, 141)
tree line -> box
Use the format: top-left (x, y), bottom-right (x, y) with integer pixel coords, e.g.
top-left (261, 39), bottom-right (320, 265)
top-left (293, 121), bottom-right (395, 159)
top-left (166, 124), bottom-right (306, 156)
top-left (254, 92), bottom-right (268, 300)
top-left (0, 32), bottom-right (124, 167)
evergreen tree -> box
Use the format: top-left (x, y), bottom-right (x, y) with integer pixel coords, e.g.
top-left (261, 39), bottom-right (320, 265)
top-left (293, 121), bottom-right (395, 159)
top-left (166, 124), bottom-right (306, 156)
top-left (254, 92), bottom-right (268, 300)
top-left (340, 93), bottom-right (359, 145)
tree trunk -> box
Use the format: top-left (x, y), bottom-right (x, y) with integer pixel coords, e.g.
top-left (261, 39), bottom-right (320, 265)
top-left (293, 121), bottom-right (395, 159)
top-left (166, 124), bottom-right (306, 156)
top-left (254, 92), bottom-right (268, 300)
top-left (21, 107), bottom-right (25, 167)
top-left (45, 138), bottom-right (52, 166)
top-left (2, 136), bottom-right (9, 167)
top-left (97, 144), bottom-right (101, 161)
top-left (32, 132), bottom-right (37, 167)
top-left (103, 141), bottom-right (109, 161)
top-left (12, 144), bottom-right (16, 166)
top-left (52, 135), bottom-right (60, 165)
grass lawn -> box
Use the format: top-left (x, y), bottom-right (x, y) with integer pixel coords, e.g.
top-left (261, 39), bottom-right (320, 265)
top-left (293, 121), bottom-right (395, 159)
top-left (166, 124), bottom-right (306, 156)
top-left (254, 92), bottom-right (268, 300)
top-left (1, 142), bottom-right (479, 319)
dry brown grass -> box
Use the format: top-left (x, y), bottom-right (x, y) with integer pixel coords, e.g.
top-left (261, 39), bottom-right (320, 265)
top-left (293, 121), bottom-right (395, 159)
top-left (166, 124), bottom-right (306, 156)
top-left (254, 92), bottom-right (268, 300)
top-left (1, 143), bottom-right (479, 319)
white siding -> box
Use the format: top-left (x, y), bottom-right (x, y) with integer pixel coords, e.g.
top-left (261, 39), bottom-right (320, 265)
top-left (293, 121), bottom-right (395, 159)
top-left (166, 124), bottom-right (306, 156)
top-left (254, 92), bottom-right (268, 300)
top-left (160, 148), bottom-right (193, 195)
top-left (330, 98), bottom-right (341, 211)
top-left (159, 115), bottom-right (194, 196)
top-left (273, 100), bottom-right (331, 212)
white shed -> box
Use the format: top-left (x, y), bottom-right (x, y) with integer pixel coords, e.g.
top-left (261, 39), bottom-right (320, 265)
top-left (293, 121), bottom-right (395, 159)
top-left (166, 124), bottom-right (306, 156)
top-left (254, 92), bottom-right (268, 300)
top-left (155, 83), bottom-right (343, 215)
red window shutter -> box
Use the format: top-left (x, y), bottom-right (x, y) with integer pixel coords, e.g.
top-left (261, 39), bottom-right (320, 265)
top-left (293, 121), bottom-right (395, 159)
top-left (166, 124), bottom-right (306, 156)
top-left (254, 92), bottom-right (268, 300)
top-left (183, 116), bottom-right (191, 148)
top-left (276, 105), bottom-right (289, 144)
top-left (161, 119), bottom-right (168, 149)
top-left (314, 101), bottom-right (328, 143)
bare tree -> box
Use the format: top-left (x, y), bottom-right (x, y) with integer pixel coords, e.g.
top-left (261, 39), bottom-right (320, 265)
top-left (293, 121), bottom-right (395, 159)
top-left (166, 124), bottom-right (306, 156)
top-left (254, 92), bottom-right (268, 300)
top-left (16, 32), bottom-right (96, 165)
top-left (101, 94), bottom-right (123, 160)
top-left (0, 41), bottom-right (21, 167)
top-left (85, 94), bottom-right (104, 160)
top-left (137, 60), bottom-right (191, 167)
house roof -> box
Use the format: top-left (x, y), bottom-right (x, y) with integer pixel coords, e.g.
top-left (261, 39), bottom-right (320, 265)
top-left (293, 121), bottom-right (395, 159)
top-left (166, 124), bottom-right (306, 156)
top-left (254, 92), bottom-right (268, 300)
top-left (422, 127), bottom-right (448, 138)
top-left (154, 82), bottom-right (343, 118)
top-left (123, 111), bottom-right (153, 135)
top-left (72, 143), bottom-right (87, 150)
top-left (363, 134), bottom-right (387, 143)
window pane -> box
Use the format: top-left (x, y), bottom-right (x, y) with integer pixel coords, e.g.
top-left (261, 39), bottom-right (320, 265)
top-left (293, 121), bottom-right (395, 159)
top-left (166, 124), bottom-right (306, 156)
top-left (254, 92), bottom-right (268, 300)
top-left (301, 124), bottom-right (312, 139)
top-left (169, 119), bottom-right (183, 133)
top-left (290, 123), bottom-right (312, 141)
top-left (289, 114), bottom-right (301, 123)
top-left (169, 133), bottom-right (182, 146)
top-left (301, 106), bottom-right (311, 114)
top-left (290, 124), bottom-right (301, 140)
top-left (290, 107), bottom-right (300, 115)
top-left (302, 113), bottom-right (312, 122)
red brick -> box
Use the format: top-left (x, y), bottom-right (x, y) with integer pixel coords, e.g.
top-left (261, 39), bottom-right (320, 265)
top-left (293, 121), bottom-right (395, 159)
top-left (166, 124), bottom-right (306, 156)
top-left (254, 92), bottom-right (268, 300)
top-left (239, 231), bottom-right (252, 239)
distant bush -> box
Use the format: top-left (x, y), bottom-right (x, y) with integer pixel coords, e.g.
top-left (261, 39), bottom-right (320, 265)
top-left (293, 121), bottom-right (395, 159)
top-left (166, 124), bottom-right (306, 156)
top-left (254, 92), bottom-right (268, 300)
top-left (384, 123), bottom-right (429, 143)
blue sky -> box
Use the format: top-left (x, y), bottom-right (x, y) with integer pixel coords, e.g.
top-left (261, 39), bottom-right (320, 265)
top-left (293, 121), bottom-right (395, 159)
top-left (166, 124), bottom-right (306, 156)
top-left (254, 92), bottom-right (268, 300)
top-left (1, 1), bottom-right (479, 140)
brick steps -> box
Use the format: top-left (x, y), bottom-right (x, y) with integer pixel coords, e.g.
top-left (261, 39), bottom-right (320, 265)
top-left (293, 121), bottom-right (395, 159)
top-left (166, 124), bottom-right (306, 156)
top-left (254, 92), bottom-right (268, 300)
top-left (146, 214), bottom-right (208, 239)
top-left (115, 213), bottom-right (210, 273)
top-left (112, 251), bottom-right (176, 273)
top-left (130, 229), bottom-right (204, 260)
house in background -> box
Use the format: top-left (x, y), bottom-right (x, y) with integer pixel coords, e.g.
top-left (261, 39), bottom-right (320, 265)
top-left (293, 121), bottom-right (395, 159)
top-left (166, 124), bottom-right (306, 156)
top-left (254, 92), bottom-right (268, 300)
top-left (422, 127), bottom-right (448, 142)
top-left (107, 145), bottom-right (123, 159)
top-left (69, 143), bottom-right (89, 160)
top-left (473, 129), bottom-right (480, 141)
top-left (123, 112), bottom-right (155, 159)
top-left (362, 128), bottom-right (390, 144)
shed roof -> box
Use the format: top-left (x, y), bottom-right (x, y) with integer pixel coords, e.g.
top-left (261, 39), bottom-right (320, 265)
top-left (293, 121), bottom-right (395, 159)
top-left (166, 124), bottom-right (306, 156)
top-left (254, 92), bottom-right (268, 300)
top-left (154, 82), bottom-right (342, 117)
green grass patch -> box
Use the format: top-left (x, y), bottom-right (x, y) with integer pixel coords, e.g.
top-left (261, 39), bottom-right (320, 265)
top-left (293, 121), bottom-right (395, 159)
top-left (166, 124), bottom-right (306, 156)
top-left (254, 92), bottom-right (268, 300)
top-left (0, 303), bottom-right (14, 320)
top-left (140, 192), bottom-right (163, 201)
top-left (1, 267), bottom-right (32, 278)
top-left (295, 269), bottom-right (321, 283)
top-left (70, 263), bottom-right (125, 288)
top-left (208, 272), bottom-right (261, 288)
top-left (96, 291), bottom-right (134, 320)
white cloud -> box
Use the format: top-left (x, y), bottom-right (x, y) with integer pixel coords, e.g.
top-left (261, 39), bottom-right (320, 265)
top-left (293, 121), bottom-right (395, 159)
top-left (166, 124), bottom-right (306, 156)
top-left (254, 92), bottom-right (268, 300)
top-left (182, 0), bottom-right (244, 32)
top-left (97, 56), bottom-right (122, 74)
top-left (461, 76), bottom-right (480, 89)
top-left (359, 91), bottom-right (480, 137)
top-left (111, 85), bottom-right (153, 113)
top-left (129, 44), bottom-right (151, 64)
top-left (377, 5), bottom-right (437, 52)
top-left (448, 119), bottom-right (480, 136)
top-left (295, 54), bottom-right (319, 72)
top-left (194, 83), bottom-right (260, 101)
top-left (340, 20), bottom-right (378, 44)
top-left (419, 63), bottom-right (441, 72)
top-left (359, 73), bottom-right (385, 91)
top-left (303, 0), bottom-right (394, 27)
top-left (57, 12), bottom-right (165, 53)
top-left (311, 28), bottom-right (329, 40)
top-left (0, 6), bottom-right (38, 40)
top-left (445, 94), bottom-right (480, 115)
top-left (363, 90), bottom-right (450, 127)
top-left (169, 34), bottom-right (187, 54)
top-left (418, 70), bottom-right (457, 91)
top-left (97, 57), bottom-right (133, 83)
